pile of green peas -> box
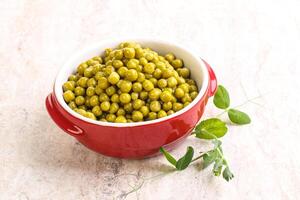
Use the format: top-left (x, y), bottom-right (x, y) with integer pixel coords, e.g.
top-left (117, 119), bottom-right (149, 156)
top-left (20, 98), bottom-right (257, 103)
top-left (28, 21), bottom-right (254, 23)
top-left (62, 42), bottom-right (199, 123)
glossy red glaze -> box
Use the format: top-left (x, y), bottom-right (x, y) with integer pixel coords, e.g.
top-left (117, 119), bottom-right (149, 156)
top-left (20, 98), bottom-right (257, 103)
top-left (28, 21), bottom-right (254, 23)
top-left (45, 60), bottom-right (217, 159)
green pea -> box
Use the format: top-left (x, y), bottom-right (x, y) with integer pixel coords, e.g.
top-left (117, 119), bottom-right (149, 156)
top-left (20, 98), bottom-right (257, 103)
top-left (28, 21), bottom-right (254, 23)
top-left (132, 111), bottom-right (143, 122)
top-left (131, 92), bottom-right (139, 100)
top-left (139, 106), bottom-right (149, 117)
top-left (119, 93), bottom-right (131, 104)
top-left (95, 85), bottom-right (103, 95)
top-left (114, 50), bottom-right (123, 60)
top-left (167, 77), bottom-right (178, 88)
top-left (109, 103), bottom-right (119, 114)
top-left (89, 95), bottom-right (99, 107)
top-left (156, 62), bottom-right (166, 70)
top-left (153, 68), bottom-right (162, 79)
top-left (171, 59), bottom-right (183, 69)
top-left (100, 101), bottom-right (110, 111)
top-left (77, 77), bottom-right (89, 88)
top-left (92, 106), bottom-right (102, 116)
top-left (63, 81), bottom-right (75, 91)
top-left (68, 75), bottom-right (78, 82)
top-left (87, 78), bottom-right (97, 87)
top-left (178, 68), bottom-right (190, 78)
top-left (107, 72), bottom-right (120, 85)
top-left (78, 105), bottom-right (87, 110)
top-left (106, 114), bottom-right (116, 122)
top-left (150, 101), bottom-right (161, 112)
top-left (139, 91), bottom-right (148, 100)
top-left (157, 110), bottom-right (167, 118)
top-left (132, 82), bottom-right (143, 93)
top-left (111, 94), bottom-right (120, 103)
top-left (167, 110), bottom-right (175, 115)
top-left (176, 77), bottom-right (186, 84)
top-left (99, 93), bottom-right (109, 102)
top-left (116, 108), bottom-right (126, 116)
top-left (74, 86), bottom-right (85, 96)
top-left (127, 59), bottom-right (139, 69)
top-left (142, 80), bottom-right (154, 91)
top-left (76, 109), bottom-right (87, 116)
top-left (144, 63), bottom-right (155, 74)
top-left (157, 79), bottom-right (167, 89)
top-left (179, 83), bottom-right (190, 93)
top-left (135, 47), bottom-right (144, 58)
top-left (106, 86), bottom-right (116, 96)
top-left (103, 66), bottom-right (115, 76)
top-left (86, 87), bottom-right (95, 96)
top-left (123, 47), bottom-right (135, 58)
top-left (84, 67), bottom-right (94, 78)
top-left (68, 101), bottom-right (77, 109)
top-left (92, 56), bottom-right (103, 64)
top-left (119, 80), bottom-right (132, 93)
top-left (133, 99), bottom-right (144, 110)
top-left (174, 88), bottom-right (185, 98)
top-left (181, 93), bottom-right (192, 103)
top-left (124, 103), bottom-right (133, 113)
top-left (95, 71), bottom-right (105, 80)
top-left (149, 88), bottom-right (162, 100)
top-left (145, 53), bottom-right (154, 61)
top-left (86, 112), bottom-right (96, 120)
top-left (115, 115), bottom-right (127, 123)
top-left (117, 67), bottom-right (128, 77)
top-left (186, 79), bottom-right (196, 85)
top-left (165, 53), bottom-right (175, 62)
top-left (77, 63), bottom-right (88, 75)
top-left (190, 91), bottom-right (198, 100)
top-left (87, 59), bottom-right (98, 66)
top-left (162, 68), bottom-right (173, 79)
top-left (139, 57), bottom-right (148, 66)
top-left (75, 96), bottom-right (85, 105)
top-left (160, 91), bottom-right (173, 103)
top-left (98, 77), bottom-right (109, 89)
top-left (189, 85), bottom-right (198, 92)
top-left (149, 78), bottom-right (157, 87)
top-left (148, 112), bottom-right (157, 120)
top-left (92, 64), bottom-right (101, 74)
top-left (163, 102), bottom-right (172, 111)
top-left (137, 72), bottom-right (146, 82)
top-left (125, 69), bottom-right (138, 81)
top-left (173, 102), bottom-right (183, 111)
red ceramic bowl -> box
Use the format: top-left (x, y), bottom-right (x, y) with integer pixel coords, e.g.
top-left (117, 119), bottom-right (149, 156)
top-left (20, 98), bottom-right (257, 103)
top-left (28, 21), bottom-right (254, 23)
top-left (45, 39), bottom-right (217, 159)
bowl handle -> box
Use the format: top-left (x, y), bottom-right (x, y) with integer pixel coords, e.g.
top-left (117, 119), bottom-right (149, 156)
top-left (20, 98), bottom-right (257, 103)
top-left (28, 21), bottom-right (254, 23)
top-left (201, 59), bottom-right (218, 97)
top-left (45, 93), bottom-right (84, 137)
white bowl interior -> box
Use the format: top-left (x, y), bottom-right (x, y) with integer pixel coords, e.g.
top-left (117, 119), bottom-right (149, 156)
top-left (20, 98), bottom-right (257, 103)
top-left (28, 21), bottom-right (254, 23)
top-left (54, 39), bottom-right (209, 127)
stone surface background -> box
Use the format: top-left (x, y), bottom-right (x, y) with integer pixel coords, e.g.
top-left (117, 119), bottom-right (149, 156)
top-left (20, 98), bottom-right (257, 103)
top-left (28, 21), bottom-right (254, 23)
top-left (1, 0), bottom-right (300, 199)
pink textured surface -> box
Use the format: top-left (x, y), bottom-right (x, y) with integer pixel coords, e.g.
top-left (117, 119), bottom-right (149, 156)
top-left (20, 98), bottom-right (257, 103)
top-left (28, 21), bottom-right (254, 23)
top-left (1, 0), bottom-right (300, 199)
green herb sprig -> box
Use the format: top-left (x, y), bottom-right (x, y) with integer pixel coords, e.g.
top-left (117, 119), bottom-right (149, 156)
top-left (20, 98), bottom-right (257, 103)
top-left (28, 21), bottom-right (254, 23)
top-left (160, 85), bottom-right (251, 181)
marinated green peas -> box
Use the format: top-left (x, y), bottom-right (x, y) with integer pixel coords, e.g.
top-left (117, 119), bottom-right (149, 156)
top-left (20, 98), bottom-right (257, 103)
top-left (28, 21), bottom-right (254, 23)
top-left (62, 41), bottom-right (199, 122)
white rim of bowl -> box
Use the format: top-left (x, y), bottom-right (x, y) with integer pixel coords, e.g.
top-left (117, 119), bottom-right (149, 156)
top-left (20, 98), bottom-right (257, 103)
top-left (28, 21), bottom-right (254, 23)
top-left (54, 38), bottom-right (209, 127)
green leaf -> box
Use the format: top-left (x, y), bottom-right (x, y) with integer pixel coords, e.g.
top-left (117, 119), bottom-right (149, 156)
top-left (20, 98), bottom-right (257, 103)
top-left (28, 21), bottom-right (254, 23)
top-left (228, 109), bottom-right (251, 125)
top-left (213, 85), bottom-right (230, 109)
top-left (222, 167), bottom-right (234, 181)
top-left (176, 146), bottom-right (194, 170)
top-left (202, 149), bottom-right (218, 168)
top-left (213, 158), bottom-right (223, 176)
top-left (160, 147), bottom-right (177, 167)
top-left (195, 118), bottom-right (228, 139)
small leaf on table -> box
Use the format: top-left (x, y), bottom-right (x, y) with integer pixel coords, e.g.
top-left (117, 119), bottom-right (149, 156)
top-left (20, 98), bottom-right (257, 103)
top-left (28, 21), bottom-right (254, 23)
top-left (222, 167), bottom-right (234, 181)
top-left (176, 146), bottom-right (194, 170)
top-left (160, 147), bottom-right (177, 167)
top-left (194, 118), bottom-right (228, 139)
top-left (213, 85), bottom-right (230, 109)
top-left (228, 109), bottom-right (251, 125)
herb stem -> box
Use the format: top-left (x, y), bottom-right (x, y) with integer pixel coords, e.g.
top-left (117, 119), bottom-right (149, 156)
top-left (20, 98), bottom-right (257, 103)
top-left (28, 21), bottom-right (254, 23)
top-left (191, 153), bottom-right (205, 162)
